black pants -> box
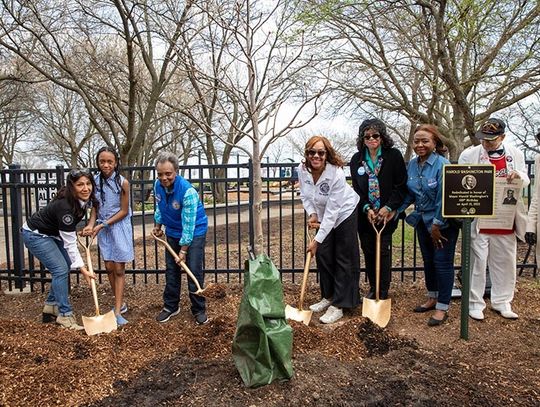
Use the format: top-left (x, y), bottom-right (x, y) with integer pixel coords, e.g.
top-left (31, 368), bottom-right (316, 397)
top-left (359, 229), bottom-right (392, 297)
top-left (316, 210), bottom-right (361, 309)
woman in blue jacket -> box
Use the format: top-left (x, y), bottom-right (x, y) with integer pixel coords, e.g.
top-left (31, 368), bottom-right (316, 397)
top-left (399, 124), bottom-right (459, 327)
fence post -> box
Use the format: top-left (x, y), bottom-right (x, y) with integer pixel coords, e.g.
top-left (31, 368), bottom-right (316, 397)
top-left (248, 159), bottom-right (254, 251)
top-left (9, 164), bottom-right (25, 290)
top-left (55, 165), bottom-right (65, 188)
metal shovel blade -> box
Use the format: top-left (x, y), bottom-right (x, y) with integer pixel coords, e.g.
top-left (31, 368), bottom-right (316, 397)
top-left (82, 310), bottom-right (118, 336)
top-left (362, 298), bottom-right (392, 328)
top-left (362, 220), bottom-right (392, 328)
top-left (285, 304), bottom-right (313, 326)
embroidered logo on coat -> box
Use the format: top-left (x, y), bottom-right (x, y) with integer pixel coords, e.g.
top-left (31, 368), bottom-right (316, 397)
top-left (319, 182), bottom-right (330, 195)
top-left (172, 200), bottom-right (181, 210)
top-left (62, 214), bottom-right (74, 225)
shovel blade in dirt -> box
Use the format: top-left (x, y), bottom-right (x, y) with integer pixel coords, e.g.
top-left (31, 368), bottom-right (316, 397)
top-left (82, 310), bottom-right (117, 336)
top-left (82, 277), bottom-right (118, 336)
top-left (285, 245), bottom-right (315, 326)
top-left (78, 236), bottom-right (118, 336)
top-left (362, 220), bottom-right (392, 328)
top-left (285, 304), bottom-right (313, 326)
top-left (362, 298), bottom-right (391, 328)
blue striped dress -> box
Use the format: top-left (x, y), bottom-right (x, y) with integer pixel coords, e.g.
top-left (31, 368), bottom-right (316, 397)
top-left (94, 173), bottom-right (134, 262)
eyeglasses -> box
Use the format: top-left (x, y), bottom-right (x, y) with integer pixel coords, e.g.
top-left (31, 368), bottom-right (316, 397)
top-left (307, 149), bottom-right (326, 157)
top-left (68, 169), bottom-right (92, 180)
top-left (364, 134), bottom-right (381, 141)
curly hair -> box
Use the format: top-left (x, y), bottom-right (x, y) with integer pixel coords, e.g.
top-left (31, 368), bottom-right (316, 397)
top-left (414, 124), bottom-right (447, 156)
top-left (303, 135), bottom-right (345, 171)
top-left (357, 118), bottom-right (394, 151)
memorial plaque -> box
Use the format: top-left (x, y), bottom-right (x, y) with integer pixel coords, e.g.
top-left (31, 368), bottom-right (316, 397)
top-left (442, 164), bottom-right (495, 217)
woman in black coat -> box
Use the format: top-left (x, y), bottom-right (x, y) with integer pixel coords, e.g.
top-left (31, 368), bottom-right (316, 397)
top-left (350, 119), bottom-right (408, 299)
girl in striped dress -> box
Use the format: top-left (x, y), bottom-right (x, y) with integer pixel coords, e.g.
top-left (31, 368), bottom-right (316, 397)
top-left (83, 147), bottom-right (134, 326)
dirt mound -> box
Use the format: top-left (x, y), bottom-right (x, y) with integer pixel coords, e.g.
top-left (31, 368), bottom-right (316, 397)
top-left (201, 282), bottom-right (228, 299)
top-left (290, 317), bottom-right (417, 361)
top-left (357, 318), bottom-right (418, 356)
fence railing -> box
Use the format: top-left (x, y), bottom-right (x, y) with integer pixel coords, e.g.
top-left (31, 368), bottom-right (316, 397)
top-left (0, 160), bottom-right (537, 292)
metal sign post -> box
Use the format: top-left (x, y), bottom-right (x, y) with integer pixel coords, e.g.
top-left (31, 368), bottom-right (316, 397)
top-left (459, 218), bottom-right (471, 340)
top-left (443, 164), bottom-right (495, 340)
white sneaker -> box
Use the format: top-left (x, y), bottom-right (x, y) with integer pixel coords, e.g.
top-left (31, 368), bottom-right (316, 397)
top-left (492, 306), bottom-right (518, 320)
top-left (319, 305), bottom-right (343, 324)
top-left (469, 309), bottom-right (485, 321)
top-left (309, 298), bottom-right (332, 313)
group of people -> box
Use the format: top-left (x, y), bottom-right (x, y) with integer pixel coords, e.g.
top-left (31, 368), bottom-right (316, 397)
top-left (24, 150), bottom-right (208, 330)
top-left (299, 117), bottom-right (533, 326)
top-left (24, 117), bottom-right (535, 331)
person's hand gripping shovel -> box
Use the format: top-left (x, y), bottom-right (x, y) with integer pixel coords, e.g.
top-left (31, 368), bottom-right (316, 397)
top-left (285, 225), bottom-right (318, 325)
top-left (151, 232), bottom-right (207, 296)
top-left (362, 218), bottom-right (392, 328)
top-left (77, 235), bottom-right (118, 335)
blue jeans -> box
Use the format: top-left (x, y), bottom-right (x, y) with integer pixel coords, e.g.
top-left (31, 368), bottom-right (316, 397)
top-left (163, 234), bottom-right (206, 315)
top-left (416, 221), bottom-right (459, 311)
top-left (22, 229), bottom-right (74, 316)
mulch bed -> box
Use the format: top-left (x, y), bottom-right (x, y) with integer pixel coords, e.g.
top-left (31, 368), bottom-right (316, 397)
top-left (1, 273), bottom-right (539, 406)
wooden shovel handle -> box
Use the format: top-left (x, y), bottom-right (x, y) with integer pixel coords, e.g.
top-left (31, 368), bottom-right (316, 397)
top-left (298, 226), bottom-right (318, 310)
top-left (77, 236), bottom-right (100, 315)
top-left (89, 276), bottom-right (100, 316)
top-left (298, 251), bottom-right (312, 310)
top-left (151, 232), bottom-right (204, 293)
top-left (371, 219), bottom-right (387, 301)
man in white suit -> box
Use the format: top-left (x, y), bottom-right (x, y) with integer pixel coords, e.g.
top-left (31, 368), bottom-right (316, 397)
top-left (458, 118), bottom-right (529, 320)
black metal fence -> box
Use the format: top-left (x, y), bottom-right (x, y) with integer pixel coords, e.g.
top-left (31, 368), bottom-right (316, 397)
top-left (0, 160), bottom-right (537, 292)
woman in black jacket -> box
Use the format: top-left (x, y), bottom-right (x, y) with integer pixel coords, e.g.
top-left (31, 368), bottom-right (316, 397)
top-left (350, 119), bottom-right (408, 299)
top-left (22, 170), bottom-right (98, 330)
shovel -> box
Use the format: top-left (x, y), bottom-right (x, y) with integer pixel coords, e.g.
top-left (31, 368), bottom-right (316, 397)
top-left (285, 228), bottom-right (316, 325)
top-left (362, 219), bottom-right (392, 328)
top-left (78, 236), bottom-right (117, 336)
top-left (152, 232), bottom-right (207, 296)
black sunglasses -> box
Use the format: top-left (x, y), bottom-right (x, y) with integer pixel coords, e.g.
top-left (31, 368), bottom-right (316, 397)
top-left (364, 133), bottom-right (381, 141)
top-left (68, 169), bottom-right (92, 180)
top-left (307, 149), bottom-right (326, 157)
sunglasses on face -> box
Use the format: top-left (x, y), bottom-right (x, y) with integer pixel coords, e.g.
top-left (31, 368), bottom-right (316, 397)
top-left (307, 149), bottom-right (326, 158)
top-left (68, 169), bottom-right (92, 180)
top-left (364, 133), bottom-right (381, 141)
